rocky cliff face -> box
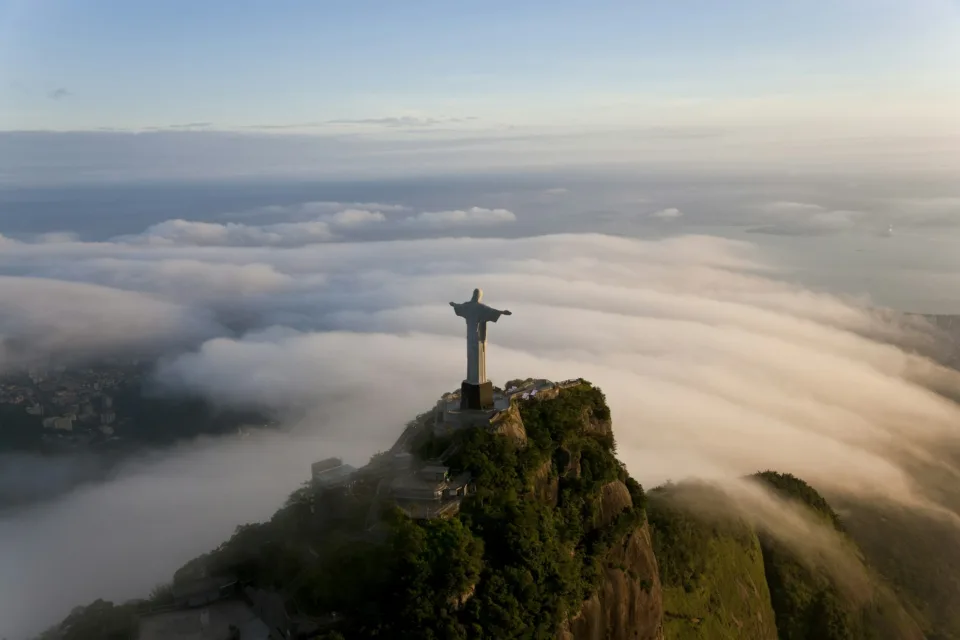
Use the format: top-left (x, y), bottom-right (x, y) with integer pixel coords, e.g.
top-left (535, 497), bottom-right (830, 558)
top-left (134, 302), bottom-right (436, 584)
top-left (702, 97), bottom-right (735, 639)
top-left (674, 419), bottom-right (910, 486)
top-left (531, 458), bottom-right (560, 506)
top-left (559, 522), bottom-right (664, 640)
top-left (598, 480), bottom-right (633, 527)
top-left (546, 442), bottom-right (663, 639)
top-left (489, 401), bottom-right (528, 445)
top-left (505, 382), bottom-right (663, 640)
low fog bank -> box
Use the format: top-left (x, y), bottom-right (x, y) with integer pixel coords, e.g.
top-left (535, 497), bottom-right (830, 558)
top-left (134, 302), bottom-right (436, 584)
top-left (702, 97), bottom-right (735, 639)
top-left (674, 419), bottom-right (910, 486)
top-left (2, 225), bottom-right (960, 638)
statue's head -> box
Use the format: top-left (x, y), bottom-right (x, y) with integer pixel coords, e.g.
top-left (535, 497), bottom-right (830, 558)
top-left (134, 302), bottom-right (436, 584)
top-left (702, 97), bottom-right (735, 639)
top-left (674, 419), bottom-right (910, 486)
top-left (472, 288), bottom-right (483, 302)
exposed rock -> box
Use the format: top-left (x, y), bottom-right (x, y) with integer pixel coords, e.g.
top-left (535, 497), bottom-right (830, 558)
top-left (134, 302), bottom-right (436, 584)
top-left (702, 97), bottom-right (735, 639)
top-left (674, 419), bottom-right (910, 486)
top-left (556, 446), bottom-right (581, 479)
top-left (489, 403), bottom-right (527, 446)
top-left (582, 406), bottom-right (612, 439)
top-left (559, 522), bottom-right (664, 640)
top-left (598, 480), bottom-right (633, 528)
top-left (449, 582), bottom-right (477, 610)
top-left (531, 459), bottom-right (560, 507)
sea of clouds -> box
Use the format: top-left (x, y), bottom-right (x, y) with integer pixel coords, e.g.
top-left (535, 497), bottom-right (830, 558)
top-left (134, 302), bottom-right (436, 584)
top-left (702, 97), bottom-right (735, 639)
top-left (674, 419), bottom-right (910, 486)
top-left (2, 200), bottom-right (960, 638)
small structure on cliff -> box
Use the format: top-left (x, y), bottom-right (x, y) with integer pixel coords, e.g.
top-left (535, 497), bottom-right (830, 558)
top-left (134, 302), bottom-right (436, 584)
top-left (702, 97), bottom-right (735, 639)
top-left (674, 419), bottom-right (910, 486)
top-left (311, 456), bottom-right (357, 488)
top-left (388, 460), bottom-right (474, 518)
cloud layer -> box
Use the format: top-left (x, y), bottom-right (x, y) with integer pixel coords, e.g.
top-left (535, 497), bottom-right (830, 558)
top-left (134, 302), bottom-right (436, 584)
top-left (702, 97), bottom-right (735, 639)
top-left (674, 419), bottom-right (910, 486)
top-left (748, 201), bottom-right (866, 236)
top-left (0, 276), bottom-right (218, 371)
top-left (403, 207), bottom-right (517, 227)
top-left (5, 128), bottom-right (955, 187)
top-left (649, 207), bottom-right (683, 220)
top-left (127, 218), bottom-right (336, 246)
top-left (109, 205), bottom-right (516, 247)
top-left (1, 216), bottom-right (960, 637)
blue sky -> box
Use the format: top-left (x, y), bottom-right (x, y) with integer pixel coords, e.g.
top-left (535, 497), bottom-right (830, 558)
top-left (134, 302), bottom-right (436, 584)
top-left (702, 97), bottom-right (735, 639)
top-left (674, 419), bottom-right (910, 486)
top-left (2, 0), bottom-right (958, 132)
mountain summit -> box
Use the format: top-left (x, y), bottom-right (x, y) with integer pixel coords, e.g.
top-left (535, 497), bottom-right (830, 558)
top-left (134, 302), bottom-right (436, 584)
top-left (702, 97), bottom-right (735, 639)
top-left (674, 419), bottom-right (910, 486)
top-left (42, 379), bottom-right (956, 639)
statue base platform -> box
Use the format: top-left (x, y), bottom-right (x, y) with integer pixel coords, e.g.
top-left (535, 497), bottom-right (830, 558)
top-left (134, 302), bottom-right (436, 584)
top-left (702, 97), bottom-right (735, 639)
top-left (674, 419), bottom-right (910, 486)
top-left (461, 381), bottom-right (494, 410)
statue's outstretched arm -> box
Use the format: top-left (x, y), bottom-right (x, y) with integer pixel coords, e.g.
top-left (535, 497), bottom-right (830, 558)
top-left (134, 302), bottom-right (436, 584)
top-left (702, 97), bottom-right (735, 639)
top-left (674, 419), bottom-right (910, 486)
top-left (502, 309), bottom-right (512, 315)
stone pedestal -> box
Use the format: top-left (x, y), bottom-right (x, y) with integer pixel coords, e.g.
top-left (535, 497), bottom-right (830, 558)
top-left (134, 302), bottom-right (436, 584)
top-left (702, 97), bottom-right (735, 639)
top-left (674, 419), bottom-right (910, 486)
top-left (461, 381), bottom-right (494, 410)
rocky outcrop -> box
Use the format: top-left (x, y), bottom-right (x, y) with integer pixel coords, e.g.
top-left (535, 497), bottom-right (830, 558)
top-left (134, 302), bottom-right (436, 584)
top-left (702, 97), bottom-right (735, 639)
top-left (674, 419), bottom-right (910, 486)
top-left (598, 480), bottom-right (633, 528)
top-left (559, 522), bottom-right (664, 640)
top-left (583, 408), bottom-right (613, 439)
top-left (449, 582), bottom-right (477, 610)
top-left (531, 459), bottom-right (560, 507)
top-left (556, 446), bottom-right (581, 479)
top-left (489, 403), bottom-right (528, 446)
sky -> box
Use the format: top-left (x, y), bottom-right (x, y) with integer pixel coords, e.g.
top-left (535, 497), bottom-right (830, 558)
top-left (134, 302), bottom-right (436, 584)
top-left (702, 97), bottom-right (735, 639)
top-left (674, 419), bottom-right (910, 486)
top-left (1, 0), bottom-right (958, 133)
top-left (0, 0), bottom-right (957, 186)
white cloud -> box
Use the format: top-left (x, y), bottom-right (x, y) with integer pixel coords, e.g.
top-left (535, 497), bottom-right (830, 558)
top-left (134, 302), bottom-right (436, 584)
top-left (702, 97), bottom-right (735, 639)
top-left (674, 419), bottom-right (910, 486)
top-left (122, 204), bottom-right (392, 249)
top-left (324, 208), bottom-right (386, 227)
top-left (404, 207), bottom-right (517, 227)
top-left (118, 204), bottom-right (522, 248)
top-left (120, 218), bottom-right (335, 247)
top-left (749, 201), bottom-right (865, 236)
top-left (649, 207), bottom-right (683, 220)
top-left (233, 201), bottom-right (410, 222)
top-left (34, 232), bottom-right (80, 244)
top-left (2, 227), bottom-right (960, 638)
top-left (0, 276), bottom-right (218, 371)
top-left (69, 258), bottom-right (293, 301)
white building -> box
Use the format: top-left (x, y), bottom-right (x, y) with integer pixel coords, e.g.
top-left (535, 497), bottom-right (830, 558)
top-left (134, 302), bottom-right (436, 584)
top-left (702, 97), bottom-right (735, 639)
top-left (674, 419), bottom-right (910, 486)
top-left (389, 462), bottom-right (473, 509)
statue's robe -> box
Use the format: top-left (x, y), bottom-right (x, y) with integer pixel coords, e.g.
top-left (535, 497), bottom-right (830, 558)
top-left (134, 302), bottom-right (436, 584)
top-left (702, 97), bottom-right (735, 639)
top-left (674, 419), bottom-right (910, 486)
top-left (451, 300), bottom-right (507, 384)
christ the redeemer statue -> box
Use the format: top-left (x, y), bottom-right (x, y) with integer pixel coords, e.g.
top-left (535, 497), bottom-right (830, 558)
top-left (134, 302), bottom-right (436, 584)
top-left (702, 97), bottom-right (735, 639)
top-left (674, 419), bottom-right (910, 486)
top-left (450, 288), bottom-right (511, 409)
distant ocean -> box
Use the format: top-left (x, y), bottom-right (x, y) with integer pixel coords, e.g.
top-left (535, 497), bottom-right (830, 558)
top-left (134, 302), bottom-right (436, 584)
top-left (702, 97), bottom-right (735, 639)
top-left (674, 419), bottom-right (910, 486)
top-left (0, 175), bottom-right (568, 241)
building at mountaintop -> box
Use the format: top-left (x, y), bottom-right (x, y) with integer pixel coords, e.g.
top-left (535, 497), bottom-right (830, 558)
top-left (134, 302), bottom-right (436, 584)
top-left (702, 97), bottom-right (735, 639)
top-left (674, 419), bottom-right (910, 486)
top-left (304, 288), bottom-right (519, 519)
top-left (311, 457), bottom-right (357, 488)
top-left (305, 289), bottom-right (584, 521)
top-left (304, 289), bottom-right (586, 521)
